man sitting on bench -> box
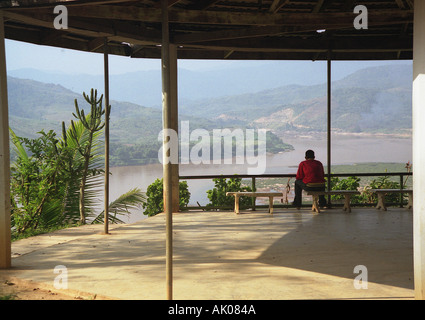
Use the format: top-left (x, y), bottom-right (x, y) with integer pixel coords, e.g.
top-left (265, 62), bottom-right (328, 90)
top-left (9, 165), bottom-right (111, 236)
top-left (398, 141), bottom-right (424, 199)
top-left (292, 149), bottom-right (327, 208)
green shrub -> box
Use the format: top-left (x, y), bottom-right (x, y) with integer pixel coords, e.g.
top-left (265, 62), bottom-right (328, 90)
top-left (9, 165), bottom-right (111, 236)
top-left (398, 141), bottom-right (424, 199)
top-left (330, 175), bottom-right (403, 205)
top-left (142, 178), bottom-right (191, 216)
top-left (330, 176), bottom-right (364, 203)
top-left (366, 176), bottom-right (401, 204)
top-left (206, 176), bottom-right (252, 210)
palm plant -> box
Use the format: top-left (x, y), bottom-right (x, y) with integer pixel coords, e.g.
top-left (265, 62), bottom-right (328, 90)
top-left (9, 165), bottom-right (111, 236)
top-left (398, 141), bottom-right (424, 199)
top-left (71, 89), bottom-right (107, 224)
top-left (10, 89), bottom-right (146, 235)
top-left (92, 188), bottom-right (147, 224)
top-left (60, 118), bottom-right (104, 224)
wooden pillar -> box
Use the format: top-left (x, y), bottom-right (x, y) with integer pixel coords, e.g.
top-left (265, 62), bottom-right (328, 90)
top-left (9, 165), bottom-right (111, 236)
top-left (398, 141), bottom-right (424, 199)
top-left (413, 2), bottom-right (425, 300)
top-left (169, 45), bottom-right (179, 213)
top-left (0, 12), bottom-right (11, 269)
top-left (326, 50), bottom-right (332, 204)
top-left (161, 0), bottom-right (176, 300)
top-left (103, 38), bottom-right (110, 235)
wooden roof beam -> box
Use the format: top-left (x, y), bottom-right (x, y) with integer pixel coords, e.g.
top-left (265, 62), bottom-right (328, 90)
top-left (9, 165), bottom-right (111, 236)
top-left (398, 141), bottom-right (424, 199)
top-left (223, 50), bottom-right (234, 59)
top-left (174, 49), bottom-right (412, 61)
top-left (269, 0), bottom-right (289, 13)
top-left (174, 25), bottom-right (343, 44)
top-left (4, 24), bottom-right (130, 56)
top-left (39, 28), bottom-right (64, 44)
top-left (312, 0), bottom-right (325, 13)
top-left (60, 5), bottom-right (413, 27)
top-left (153, 0), bottom-right (183, 9)
top-left (181, 36), bottom-right (413, 53)
top-left (3, 10), bottom-right (162, 45)
top-left (0, 0), bottom-right (134, 9)
top-left (127, 46), bottom-right (412, 61)
top-left (190, 0), bottom-right (221, 10)
top-left (394, 0), bottom-right (406, 9)
top-left (88, 36), bottom-right (106, 51)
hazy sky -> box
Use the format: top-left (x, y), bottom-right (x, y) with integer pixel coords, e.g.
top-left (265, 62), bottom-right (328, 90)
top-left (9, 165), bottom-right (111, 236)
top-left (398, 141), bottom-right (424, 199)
top-left (5, 39), bottom-right (412, 78)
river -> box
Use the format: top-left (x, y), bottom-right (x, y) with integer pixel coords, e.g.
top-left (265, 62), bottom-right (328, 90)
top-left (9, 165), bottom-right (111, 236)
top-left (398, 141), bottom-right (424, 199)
top-left (108, 133), bottom-right (412, 223)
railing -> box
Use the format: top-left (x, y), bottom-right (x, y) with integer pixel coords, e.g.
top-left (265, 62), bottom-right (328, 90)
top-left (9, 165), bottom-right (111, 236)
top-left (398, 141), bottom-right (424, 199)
top-left (179, 171), bottom-right (413, 211)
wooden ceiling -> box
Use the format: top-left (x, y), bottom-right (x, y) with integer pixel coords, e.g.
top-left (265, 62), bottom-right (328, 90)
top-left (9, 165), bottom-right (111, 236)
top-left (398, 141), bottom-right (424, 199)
top-left (0, 0), bottom-right (414, 60)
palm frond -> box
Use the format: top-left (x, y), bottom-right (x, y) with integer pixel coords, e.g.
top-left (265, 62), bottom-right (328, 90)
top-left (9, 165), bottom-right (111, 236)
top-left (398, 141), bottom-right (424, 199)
top-left (91, 188), bottom-right (147, 224)
top-left (38, 197), bottom-right (64, 228)
top-left (59, 118), bottom-right (105, 220)
top-left (9, 128), bottom-right (29, 163)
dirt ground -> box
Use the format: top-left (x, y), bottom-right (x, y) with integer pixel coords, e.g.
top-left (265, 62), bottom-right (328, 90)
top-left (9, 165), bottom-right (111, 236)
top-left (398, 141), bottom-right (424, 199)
top-left (0, 275), bottom-right (105, 300)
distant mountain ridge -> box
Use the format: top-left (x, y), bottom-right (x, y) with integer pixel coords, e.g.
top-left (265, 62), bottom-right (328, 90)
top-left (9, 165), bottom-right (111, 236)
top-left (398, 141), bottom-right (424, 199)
top-left (8, 64), bottom-right (413, 134)
top-left (7, 75), bottom-right (294, 165)
top-left (7, 63), bottom-right (412, 165)
top-left (179, 64), bottom-right (412, 134)
top-left (9, 61), bottom-right (411, 108)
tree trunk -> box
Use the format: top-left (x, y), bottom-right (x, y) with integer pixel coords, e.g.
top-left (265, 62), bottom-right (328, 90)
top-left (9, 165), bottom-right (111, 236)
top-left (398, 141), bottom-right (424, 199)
top-left (79, 132), bottom-right (93, 224)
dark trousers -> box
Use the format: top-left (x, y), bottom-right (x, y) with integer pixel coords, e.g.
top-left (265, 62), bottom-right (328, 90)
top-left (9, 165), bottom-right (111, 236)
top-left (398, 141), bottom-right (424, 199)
top-left (293, 179), bottom-right (327, 207)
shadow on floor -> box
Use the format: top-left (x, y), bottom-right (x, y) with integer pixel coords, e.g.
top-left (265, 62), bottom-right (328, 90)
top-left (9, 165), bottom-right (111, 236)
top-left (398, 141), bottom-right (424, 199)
top-left (257, 208), bottom-right (414, 289)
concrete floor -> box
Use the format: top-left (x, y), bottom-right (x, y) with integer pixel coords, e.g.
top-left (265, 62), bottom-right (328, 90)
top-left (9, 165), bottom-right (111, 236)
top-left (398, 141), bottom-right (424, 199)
top-left (0, 207), bottom-right (414, 300)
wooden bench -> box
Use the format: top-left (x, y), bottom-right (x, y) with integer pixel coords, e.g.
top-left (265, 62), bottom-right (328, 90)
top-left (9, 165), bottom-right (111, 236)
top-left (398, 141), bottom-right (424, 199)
top-left (306, 190), bottom-right (361, 213)
top-left (370, 189), bottom-right (413, 211)
top-left (226, 192), bottom-right (283, 214)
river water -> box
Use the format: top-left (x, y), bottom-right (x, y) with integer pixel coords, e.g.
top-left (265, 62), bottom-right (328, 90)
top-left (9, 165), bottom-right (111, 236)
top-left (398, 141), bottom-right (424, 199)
top-left (108, 133), bottom-right (412, 223)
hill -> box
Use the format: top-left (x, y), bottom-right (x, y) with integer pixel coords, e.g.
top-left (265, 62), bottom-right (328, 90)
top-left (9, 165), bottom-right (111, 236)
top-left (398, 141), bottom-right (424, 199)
top-left (7, 62), bottom-right (342, 107)
top-left (9, 61), bottom-right (406, 108)
top-left (7, 76), bottom-right (293, 166)
top-left (179, 64), bottom-right (412, 134)
top-left (7, 63), bottom-right (412, 165)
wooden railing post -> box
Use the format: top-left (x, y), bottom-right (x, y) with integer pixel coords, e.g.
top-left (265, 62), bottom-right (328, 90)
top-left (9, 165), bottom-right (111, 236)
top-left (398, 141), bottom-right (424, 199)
top-left (251, 177), bottom-right (256, 211)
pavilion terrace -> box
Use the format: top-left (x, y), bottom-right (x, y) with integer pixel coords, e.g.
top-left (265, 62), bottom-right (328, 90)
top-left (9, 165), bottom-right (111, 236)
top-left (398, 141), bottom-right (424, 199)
top-left (0, 0), bottom-right (423, 300)
top-left (1, 207), bottom-right (414, 300)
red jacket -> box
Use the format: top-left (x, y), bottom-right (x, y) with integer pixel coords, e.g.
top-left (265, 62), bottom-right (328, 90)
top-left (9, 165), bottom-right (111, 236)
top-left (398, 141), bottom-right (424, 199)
top-left (296, 159), bottom-right (325, 184)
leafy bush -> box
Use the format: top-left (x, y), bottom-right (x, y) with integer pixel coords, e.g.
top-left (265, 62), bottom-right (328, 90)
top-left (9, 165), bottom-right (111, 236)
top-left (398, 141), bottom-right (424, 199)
top-left (10, 129), bottom-right (72, 233)
top-left (330, 176), bottom-right (364, 203)
top-left (142, 178), bottom-right (191, 216)
top-left (363, 176), bottom-right (401, 204)
top-left (206, 176), bottom-right (252, 210)
top-left (10, 89), bottom-right (147, 237)
top-left (330, 175), bottom-right (403, 205)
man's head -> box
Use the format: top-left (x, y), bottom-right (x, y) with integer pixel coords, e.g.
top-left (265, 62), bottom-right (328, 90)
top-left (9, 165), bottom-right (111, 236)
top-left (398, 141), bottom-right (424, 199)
top-left (305, 149), bottom-right (315, 159)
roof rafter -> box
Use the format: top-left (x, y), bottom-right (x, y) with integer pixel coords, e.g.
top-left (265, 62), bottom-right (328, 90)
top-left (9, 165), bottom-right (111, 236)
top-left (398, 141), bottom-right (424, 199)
top-left (181, 36), bottom-right (412, 54)
top-left (46, 5), bottom-right (412, 27)
top-left (3, 10), bottom-right (162, 45)
top-left (0, 0), bottom-right (415, 61)
top-left (269, 0), bottom-right (289, 13)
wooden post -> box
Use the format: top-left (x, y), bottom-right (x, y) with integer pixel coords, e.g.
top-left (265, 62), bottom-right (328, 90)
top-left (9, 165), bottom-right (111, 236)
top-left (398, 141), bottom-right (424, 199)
top-left (413, 1), bottom-right (425, 300)
top-left (103, 38), bottom-right (110, 235)
top-left (0, 12), bottom-right (11, 269)
top-left (251, 177), bottom-right (256, 211)
top-left (169, 44), bottom-right (179, 213)
top-left (161, 0), bottom-right (173, 300)
top-left (326, 50), bottom-right (332, 206)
